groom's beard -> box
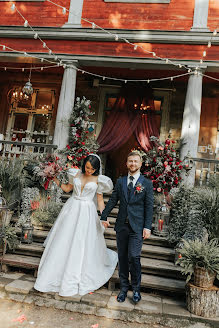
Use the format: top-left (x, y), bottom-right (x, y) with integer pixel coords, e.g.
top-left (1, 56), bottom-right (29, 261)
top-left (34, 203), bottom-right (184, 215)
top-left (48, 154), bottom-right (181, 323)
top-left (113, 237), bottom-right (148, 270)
top-left (128, 167), bottom-right (140, 174)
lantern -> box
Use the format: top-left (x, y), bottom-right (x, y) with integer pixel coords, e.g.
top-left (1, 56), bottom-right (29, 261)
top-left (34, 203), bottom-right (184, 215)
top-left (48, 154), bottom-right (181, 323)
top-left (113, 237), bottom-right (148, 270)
top-left (182, 151), bottom-right (194, 172)
top-left (22, 80), bottom-right (33, 96)
top-left (21, 217), bottom-right (34, 244)
top-left (153, 197), bottom-right (170, 237)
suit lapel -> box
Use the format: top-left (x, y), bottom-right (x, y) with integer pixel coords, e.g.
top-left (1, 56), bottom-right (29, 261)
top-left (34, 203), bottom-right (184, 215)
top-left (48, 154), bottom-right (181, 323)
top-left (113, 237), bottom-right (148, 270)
top-left (122, 176), bottom-right (128, 203)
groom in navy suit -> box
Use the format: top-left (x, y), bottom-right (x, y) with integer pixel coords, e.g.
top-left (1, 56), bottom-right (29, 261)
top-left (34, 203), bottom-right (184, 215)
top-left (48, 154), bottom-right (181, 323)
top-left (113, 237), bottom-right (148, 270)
top-left (101, 151), bottom-right (153, 303)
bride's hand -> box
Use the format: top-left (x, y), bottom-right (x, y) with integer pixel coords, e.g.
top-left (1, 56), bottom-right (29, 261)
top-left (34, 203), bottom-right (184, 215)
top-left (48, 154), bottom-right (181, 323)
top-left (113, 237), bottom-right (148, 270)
top-left (101, 220), bottom-right (110, 229)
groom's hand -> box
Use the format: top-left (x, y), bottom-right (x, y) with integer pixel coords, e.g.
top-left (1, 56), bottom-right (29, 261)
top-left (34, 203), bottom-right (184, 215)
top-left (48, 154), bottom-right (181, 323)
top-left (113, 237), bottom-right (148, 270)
top-left (102, 220), bottom-right (110, 229)
top-left (143, 228), bottom-right (151, 240)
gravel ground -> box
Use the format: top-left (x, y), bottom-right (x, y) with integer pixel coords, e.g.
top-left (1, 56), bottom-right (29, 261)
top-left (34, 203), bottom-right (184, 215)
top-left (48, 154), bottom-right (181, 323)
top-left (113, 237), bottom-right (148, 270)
top-left (0, 299), bottom-right (169, 328)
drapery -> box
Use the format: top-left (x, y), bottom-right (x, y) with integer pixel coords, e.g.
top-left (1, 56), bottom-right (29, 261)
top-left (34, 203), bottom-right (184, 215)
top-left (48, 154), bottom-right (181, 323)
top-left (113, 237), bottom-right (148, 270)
top-left (97, 86), bottom-right (160, 154)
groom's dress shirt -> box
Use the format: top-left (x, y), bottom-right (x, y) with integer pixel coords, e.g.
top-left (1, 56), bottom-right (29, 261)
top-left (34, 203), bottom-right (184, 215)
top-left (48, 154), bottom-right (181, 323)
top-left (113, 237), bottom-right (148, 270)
top-left (127, 171), bottom-right (151, 233)
top-left (127, 172), bottom-right (140, 187)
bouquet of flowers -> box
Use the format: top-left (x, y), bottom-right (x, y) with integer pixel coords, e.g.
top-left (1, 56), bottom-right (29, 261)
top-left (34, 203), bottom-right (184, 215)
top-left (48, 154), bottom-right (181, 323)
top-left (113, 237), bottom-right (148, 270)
top-left (142, 136), bottom-right (183, 195)
top-left (33, 154), bottom-right (65, 190)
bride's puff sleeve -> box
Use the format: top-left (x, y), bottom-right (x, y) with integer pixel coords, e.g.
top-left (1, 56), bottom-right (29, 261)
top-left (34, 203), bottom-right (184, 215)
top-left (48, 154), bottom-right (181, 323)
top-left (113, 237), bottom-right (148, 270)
top-left (97, 175), bottom-right (113, 194)
top-left (68, 168), bottom-right (80, 184)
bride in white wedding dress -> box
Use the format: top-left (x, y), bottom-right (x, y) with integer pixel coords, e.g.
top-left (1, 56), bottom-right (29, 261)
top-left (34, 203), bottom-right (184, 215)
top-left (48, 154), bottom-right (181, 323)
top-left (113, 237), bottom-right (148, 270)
top-left (34, 154), bottom-right (118, 296)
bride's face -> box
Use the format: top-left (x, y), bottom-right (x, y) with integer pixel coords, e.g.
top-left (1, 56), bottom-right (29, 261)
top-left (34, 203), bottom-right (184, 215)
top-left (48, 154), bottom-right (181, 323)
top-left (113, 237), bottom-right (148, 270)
top-left (85, 161), bottom-right (96, 176)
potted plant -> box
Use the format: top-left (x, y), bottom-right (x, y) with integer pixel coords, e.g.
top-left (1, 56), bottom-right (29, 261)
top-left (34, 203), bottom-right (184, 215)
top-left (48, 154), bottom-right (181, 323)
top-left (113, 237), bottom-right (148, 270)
top-left (0, 224), bottom-right (19, 255)
top-left (177, 238), bottom-right (219, 288)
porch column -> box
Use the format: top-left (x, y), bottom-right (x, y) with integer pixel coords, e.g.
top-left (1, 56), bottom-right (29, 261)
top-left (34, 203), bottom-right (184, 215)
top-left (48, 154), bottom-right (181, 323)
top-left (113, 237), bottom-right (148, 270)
top-left (191, 0), bottom-right (209, 32)
top-left (62, 0), bottom-right (84, 28)
top-left (53, 65), bottom-right (77, 150)
top-left (180, 70), bottom-right (203, 186)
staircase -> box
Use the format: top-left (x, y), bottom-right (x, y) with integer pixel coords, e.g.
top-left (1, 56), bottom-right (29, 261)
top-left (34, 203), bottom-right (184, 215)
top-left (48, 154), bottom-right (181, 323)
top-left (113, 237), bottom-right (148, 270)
top-left (0, 194), bottom-right (186, 294)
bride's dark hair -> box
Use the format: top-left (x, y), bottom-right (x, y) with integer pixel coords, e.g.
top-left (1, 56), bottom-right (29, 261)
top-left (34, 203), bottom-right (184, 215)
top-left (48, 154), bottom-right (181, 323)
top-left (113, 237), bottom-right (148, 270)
top-left (82, 155), bottom-right (100, 176)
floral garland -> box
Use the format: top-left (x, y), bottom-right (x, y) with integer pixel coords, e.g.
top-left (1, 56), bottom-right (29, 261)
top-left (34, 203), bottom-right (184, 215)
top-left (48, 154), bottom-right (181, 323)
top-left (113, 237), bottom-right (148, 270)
top-left (142, 136), bottom-right (183, 194)
top-left (63, 97), bottom-right (99, 168)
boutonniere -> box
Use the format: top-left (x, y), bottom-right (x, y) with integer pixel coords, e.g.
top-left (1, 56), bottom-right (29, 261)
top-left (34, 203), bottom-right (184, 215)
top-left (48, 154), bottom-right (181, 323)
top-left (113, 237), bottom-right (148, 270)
top-left (135, 183), bottom-right (144, 194)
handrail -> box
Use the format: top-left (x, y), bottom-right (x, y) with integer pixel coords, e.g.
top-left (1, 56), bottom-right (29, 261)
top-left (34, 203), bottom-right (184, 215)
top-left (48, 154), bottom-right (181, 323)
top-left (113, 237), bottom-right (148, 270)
top-left (191, 157), bottom-right (219, 186)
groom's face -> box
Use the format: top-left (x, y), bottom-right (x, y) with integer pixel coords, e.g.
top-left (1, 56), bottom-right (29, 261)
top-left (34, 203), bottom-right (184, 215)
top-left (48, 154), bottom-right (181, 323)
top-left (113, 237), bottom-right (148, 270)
top-left (126, 155), bottom-right (142, 174)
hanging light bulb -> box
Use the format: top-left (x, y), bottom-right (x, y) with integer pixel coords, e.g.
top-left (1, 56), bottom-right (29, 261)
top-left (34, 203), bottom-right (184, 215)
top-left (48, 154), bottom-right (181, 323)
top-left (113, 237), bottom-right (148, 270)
top-left (4, 67), bottom-right (7, 71)
top-left (134, 45), bottom-right (138, 50)
top-left (2, 45), bottom-right (6, 51)
top-left (147, 79), bottom-right (150, 83)
top-left (165, 59), bottom-right (169, 64)
top-left (200, 59), bottom-right (203, 64)
top-left (11, 3), bottom-right (15, 11)
top-left (114, 34), bottom-right (119, 41)
top-left (41, 58), bottom-right (44, 62)
top-left (178, 64), bottom-right (182, 68)
top-left (170, 77), bottom-right (173, 81)
top-left (48, 49), bottom-right (52, 55)
top-left (23, 68), bottom-right (33, 96)
top-left (62, 7), bottom-right (66, 14)
top-left (92, 22), bottom-right (95, 29)
top-left (34, 33), bottom-right (38, 39)
top-left (24, 20), bottom-right (28, 27)
top-left (124, 80), bottom-right (127, 83)
top-left (41, 67), bottom-right (44, 71)
top-left (43, 42), bottom-right (46, 48)
top-left (152, 52), bottom-right (156, 57)
top-left (213, 30), bottom-right (217, 36)
top-left (207, 41), bottom-right (211, 48)
top-left (203, 50), bottom-right (206, 57)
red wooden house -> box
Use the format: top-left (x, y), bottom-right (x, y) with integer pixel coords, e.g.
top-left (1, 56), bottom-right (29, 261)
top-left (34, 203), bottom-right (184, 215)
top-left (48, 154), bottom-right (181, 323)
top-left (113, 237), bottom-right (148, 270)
top-left (0, 0), bottom-right (218, 183)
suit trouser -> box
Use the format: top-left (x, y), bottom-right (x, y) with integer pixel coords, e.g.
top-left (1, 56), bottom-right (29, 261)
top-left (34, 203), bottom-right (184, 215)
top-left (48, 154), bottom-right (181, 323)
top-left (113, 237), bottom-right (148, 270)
top-left (116, 223), bottom-right (143, 292)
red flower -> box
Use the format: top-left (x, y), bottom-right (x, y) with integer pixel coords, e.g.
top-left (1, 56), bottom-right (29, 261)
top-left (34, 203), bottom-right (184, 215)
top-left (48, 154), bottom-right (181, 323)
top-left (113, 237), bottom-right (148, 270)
top-left (165, 139), bottom-right (170, 145)
top-left (66, 145), bottom-right (71, 150)
top-left (176, 162), bottom-right (179, 165)
top-left (81, 142), bottom-right (85, 145)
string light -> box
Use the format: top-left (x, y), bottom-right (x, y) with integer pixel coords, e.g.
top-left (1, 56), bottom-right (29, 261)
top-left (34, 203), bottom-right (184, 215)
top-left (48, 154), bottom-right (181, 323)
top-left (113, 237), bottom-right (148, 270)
top-left (24, 20), bottom-right (28, 27)
top-left (203, 51), bottom-right (206, 57)
top-left (147, 80), bottom-right (150, 83)
top-left (2, 45), bottom-right (6, 51)
top-left (41, 58), bottom-right (44, 62)
top-left (55, 56), bottom-right (58, 61)
top-left (165, 59), bottom-right (169, 64)
top-left (102, 76), bottom-right (106, 80)
top-left (43, 42), bottom-right (46, 48)
top-left (11, 3), bottom-right (15, 11)
top-left (152, 52), bottom-right (156, 57)
top-left (48, 49), bottom-right (52, 55)
top-left (200, 59), bottom-right (203, 64)
top-left (34, 33), bottom-right (38, 39)
top-left (134, 45), bottom-right (138, 50)
top-left (170, 77), bottom-right (173, 81)
top-left (4, 67), bottom-right (7, 71)
top-left (207, 41), bottom-right (211, 48)
top-left (124, 80), bottom-right (127, 83)
top-left (22, 68), bottom-right (24, 72)
top-left (114, 34), bottom-right (119, 41)
top-left (45, 0), bottom-right (219, 72)
top-left (41, 67), bottom-right (44, 71)
top-left (62, 7), bottom-right (66, 14)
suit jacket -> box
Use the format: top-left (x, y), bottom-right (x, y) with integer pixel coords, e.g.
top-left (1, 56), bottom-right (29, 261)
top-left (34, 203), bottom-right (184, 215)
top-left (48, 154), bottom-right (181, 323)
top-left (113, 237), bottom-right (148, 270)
top-left (101, 174), bottom-right (154, 233)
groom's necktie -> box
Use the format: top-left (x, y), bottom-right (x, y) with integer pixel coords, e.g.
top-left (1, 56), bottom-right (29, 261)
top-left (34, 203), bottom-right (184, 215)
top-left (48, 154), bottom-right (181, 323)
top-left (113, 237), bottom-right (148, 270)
top-left (128, 176), bottom-right (134, 200)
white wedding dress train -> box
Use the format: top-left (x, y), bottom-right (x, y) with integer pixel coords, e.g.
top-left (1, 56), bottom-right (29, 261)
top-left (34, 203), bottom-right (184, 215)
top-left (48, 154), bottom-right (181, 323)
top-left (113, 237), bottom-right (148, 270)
top-left (34, 171), bottom-right (118, 296)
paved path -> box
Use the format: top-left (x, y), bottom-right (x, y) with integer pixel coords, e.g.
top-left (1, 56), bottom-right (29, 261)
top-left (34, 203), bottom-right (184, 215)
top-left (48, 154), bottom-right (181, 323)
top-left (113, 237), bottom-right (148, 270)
top-left (0, 271), bottom-right (218, 328)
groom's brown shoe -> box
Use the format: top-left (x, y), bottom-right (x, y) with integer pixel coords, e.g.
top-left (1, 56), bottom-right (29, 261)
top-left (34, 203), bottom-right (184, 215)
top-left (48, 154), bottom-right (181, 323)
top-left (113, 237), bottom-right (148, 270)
top-left (117, 291), bottom-right (127, 302)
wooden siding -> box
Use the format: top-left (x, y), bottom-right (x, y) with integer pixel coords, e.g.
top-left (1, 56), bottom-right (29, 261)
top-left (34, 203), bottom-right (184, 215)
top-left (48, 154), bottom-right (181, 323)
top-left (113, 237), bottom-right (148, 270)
top-left (1, 37), bottom-right (219, 61)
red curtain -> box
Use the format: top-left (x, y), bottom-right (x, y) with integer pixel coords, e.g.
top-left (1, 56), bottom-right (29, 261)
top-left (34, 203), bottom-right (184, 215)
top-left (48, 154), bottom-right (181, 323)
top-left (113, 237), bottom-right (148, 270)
top-left (97, 86), bottom-right (160, 154)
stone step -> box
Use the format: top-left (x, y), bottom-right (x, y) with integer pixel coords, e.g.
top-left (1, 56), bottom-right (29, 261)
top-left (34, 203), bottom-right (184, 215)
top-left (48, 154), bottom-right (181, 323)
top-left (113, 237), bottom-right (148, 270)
top-left (0, 254), bottom-right (185, 293)
top-left (15, 227), bottom-right (170, 248)
top-left (11, 243), bottom-right (182, 280)
top-left (14, 239), bottom-right (175, 262)
top-left (111, 270), bottom-right (186, 293)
